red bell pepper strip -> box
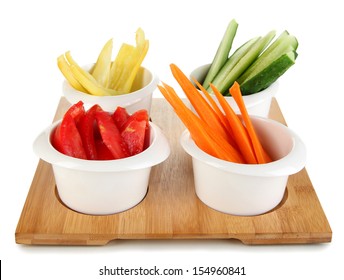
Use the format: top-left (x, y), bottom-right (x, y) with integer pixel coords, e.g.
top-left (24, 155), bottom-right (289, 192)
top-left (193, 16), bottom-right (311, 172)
top-left (121, 109), bottom-right (150, 149)
top-left (78, 104), bottom-right (101, 160)
top-left (121, 119), bottom-right (147, 156)
top-left (112, 106), bottom-right (130, 131)
top-left (55, 113), bottom-right (87, 159)
top-left (96, 110), bottom-right (130, 159)
top-left (95, 138), bottom-right (115, 160)
top-left (52, 101), bottom-right (87, 159)
top-left (64, 100), bottom-right (85, 123)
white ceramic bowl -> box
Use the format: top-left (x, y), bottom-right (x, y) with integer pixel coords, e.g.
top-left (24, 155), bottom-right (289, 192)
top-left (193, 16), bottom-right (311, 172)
top-left (63, 65), bottom-right (159, 114)
top-left (190, 64), bottom-right (278, 117)
top-left (180, 116), bottom-right (306, 216)
top-left (33, 121), bottom-right (170, 215)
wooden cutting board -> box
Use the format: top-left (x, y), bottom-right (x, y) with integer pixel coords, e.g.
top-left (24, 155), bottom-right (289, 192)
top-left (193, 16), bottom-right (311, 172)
top-left (15, 97), bottom-right (332, 245)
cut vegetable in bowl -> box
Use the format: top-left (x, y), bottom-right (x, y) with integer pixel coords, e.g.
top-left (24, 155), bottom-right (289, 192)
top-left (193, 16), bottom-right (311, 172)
top-left (57, 28), bottom-right (149, 96)
top-left (158, 64), bottom-right (271, 164)
top-left (201, 19), bottom-right (298, 95)
top-left (52, 101), bottom-right (150, 160)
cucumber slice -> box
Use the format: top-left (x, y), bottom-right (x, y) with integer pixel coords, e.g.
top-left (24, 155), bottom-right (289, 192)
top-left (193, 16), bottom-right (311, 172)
top-left (237, 31), bottom-right (298, 84)
top-left (209, 30), bottom-right (276, 95)
top-left (240, 50), bottom-right (298, 95)
top-left (204, 36), bottom-right (259, 89)
top-left (202, 19), bottom-right (238, 89)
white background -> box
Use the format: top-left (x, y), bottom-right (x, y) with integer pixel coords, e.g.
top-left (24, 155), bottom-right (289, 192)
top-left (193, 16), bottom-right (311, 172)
top-left (1, 0), bottom-right (343, 279)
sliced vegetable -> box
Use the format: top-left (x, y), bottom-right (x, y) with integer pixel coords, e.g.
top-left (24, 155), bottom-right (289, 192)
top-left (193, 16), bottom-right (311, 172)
top-left (237, 30), bottom-right (298, 85)
top-left (120, 109), bottom-right (150, 151)
top-left (191, 77), bottom-right (236, 147)
top-left (240, 50), bottom-right (297, 94)
top-left (229, 82), bottom-right (271, 163)
top-left (65, 52), bottom-right (122, 96)
top-left (55, 114), bottom-right (87, 159)
top-left (51, 103), bottom-right (151, 160)
top-left (112, 106), bottom-right (130, 130)
top-left (121, 119), bottom-right (147, 156)
top-left (202, 19), bottom-right (238, 89)
top-left (159, 64), bottom-right (272, 165)
top-left (209, 30), bottom-right (276, 95)
top-left (57, 28), bottom-right (149, 96)
top-left (237, 31), bottom-right (298, 94)
top-left (210, 84), bottom-right (257, 164)
top-left (200, 20), bottom-right (298, 96)
top-left (90, 38), bottom-right (113, 87)
top-left (78, 104), bottom-right (101, 160)
top-left (159, 81), bottom-right (245, 163)
top-left (170, 64), bottom-right (232, 143)
top-left (57, 54), bottom-right (85, 92)
top-left (108, 28), bottom-right (149, 92)
top-left (96, 110), bottom-right (130, 159)
top-left (95, 138), bottom-right (115, 160)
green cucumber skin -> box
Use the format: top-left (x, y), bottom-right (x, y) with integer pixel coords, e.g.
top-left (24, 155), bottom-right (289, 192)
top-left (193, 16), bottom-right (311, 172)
top-left (238, 31), bottom-right (298, 84)
top-left (205, 37), bottom-right (259, 91)
top-left (210, 30), bottom-right (276, 95)
top-left (240, 51), bottom-right (297, 95)
top-left (202, 19), bottom-right (238, 89)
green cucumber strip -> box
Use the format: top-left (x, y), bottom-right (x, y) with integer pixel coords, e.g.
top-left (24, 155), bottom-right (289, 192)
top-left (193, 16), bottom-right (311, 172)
top-left (204, 37), bottom-right (259, 90)
top-left (209, 30), bottom-right (276, 95)
top-left (202, 19), bottom-right (238, 89)
top-left (237, 31), bottom-right (298, 84)
top-left (240, 50), bottom-right (297, 95)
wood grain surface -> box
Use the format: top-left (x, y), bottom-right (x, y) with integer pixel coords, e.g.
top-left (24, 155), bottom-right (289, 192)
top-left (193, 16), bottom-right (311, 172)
top-left (15, 97), bottom-right (332, 245)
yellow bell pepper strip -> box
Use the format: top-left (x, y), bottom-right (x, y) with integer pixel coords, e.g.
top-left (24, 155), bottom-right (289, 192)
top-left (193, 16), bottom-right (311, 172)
top-left (90, 38), bottom-right (113, 87)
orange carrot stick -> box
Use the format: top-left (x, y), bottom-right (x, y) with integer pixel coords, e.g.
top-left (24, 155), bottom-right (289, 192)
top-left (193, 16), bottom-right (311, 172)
top-left (170, 64), bottom-right (231, 143)
top-left (229, 82), bottom-right (272, 163)
top-left (210, 84), bottom-right (257, 164)
top-left (158, 83), bottom-right (245, 163)
top-left (191, 77), bottom-right (236, 143)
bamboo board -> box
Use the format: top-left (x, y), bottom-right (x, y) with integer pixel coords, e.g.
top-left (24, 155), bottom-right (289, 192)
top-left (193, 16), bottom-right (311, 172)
top-left (15, 97), bottom-right (332, 245)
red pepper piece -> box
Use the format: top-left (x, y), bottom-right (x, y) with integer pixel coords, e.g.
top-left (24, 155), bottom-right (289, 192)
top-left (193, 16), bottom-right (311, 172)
top-left (121, 119), bottom-right (147, 156)
top-left (121, 109), bottom-right (150, 151)
top-left (78, 104), bottom-right (101, 160)
top-left (65, 100), bottom-right (85, 124)
top-left (112, 106), bottom-right (130, 131)
top-left (51, 124), bottom-right (63, 152)
top-left (96, 110), bottom-right (130, 159)
top-left (120, 109), bottom-right (148, 131)
top-left (52, 101), bottom-right (87, 159)
top-left (56, 113), bottom-right (87, 159)
top-left (95, 138), bottom-right (115, 160)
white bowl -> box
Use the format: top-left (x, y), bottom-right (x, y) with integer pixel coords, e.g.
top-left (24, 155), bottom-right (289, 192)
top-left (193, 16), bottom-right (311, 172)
top-left (63, 65), bottom-right (159, 114)
top-left (190, 64), bottom-right (278, 117)
top-left (180, 116), bottom-right (306, 216)
top-left (33, 121), bottom-right (170, 215)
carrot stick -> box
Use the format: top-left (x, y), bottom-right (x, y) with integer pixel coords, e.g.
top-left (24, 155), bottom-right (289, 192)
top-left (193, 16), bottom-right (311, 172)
top-left (170, 64), bottom-right (231, 143)
top-left (229, 82), bottom-right (272, 163)
top-left (191, 77), bottom-right (235, 140)
top-left (158, 83), bottom-right (245, 163)
top-left (210, 84), bottom-right (258, 164)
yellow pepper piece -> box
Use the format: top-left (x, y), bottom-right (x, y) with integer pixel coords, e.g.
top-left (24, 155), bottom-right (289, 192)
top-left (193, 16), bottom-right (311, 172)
top-left (57, 54), bottom-right (86, 92)
top-left (65, 51), bottom-right (123, 96)
top-left (91, 38), bottom-right (113, 87)
top-left (108, 28), bottom-right (149, 93)
top-left (107, 43), bottom-right (136, 91)
top-left (57, 28), bottom-right (149, 96)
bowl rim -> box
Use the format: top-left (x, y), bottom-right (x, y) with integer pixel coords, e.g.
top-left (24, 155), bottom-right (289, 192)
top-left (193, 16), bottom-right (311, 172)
top-left (189, 63), bottom-right (279, 107)
top-left (63, 65), bottom-right (159, 107)
top-left (180, 116), bottom-right (306, 177)
top-left (33, 120), bottom-right (170, 172)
